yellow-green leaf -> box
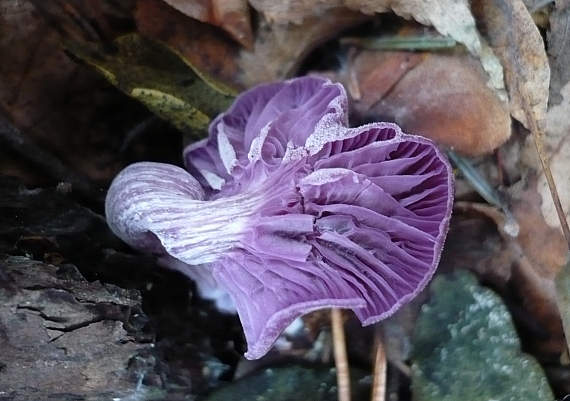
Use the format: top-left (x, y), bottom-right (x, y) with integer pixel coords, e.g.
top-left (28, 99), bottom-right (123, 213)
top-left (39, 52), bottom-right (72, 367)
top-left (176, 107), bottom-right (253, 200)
top-left (65, 33), bottom-right (235, 139)
top-left (130, 88), bottom-right (211, 135)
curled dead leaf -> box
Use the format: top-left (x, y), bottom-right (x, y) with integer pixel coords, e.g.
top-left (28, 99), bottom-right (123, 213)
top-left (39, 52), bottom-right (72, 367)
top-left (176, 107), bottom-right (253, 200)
top-left (327, 50), bottom-right (511, 155)
top-left (65, 33), bottom-right (234, 138)
top-left (160, 0), bottom-right (254, 48)
top-left (474, 0), bottom-right (550, 128)
top-left (136, 0), bottom-right (241, 89)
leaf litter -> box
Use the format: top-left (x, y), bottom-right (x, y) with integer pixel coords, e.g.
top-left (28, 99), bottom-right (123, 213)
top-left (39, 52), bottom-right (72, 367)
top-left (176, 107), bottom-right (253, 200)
top-left (1, 0), bottom-right (570, 399)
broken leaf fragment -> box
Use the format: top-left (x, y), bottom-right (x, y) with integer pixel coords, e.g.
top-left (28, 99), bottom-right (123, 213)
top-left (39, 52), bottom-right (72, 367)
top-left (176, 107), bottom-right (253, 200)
top-left (65, 33), bottom-right (235, 138)
top-left (130, 88), bottom-right (211, 135)
top-left (160, 0), bottom-right (254, 49)
top-left (328, 51), bottom-right (511, 156)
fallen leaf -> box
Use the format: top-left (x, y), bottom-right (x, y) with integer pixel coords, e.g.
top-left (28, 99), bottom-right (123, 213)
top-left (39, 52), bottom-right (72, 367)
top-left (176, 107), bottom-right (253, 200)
top-left (161, 0), bottom-right (209, 19)
top-left (326, 51), bottom-right (511, 155)
top-left (161, 0), bottom-right (254, 48)
top-left (486, 2), bottom-right (570, 360)
top-left (474, 0), bottom-right (550, 128)
top-left (136, 0), bottom-right (241, 89)
top-left (65, 33), bottom-right (235, 138)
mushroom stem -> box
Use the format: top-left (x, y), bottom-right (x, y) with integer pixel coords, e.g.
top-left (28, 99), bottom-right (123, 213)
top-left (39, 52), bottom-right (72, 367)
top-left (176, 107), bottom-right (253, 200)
top-left (331, 308), bottom-right (351, 401)
top-left (371, 327), bottom-right (387, 401)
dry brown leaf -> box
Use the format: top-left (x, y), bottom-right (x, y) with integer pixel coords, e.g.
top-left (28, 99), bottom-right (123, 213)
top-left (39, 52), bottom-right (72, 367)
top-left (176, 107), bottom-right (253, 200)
top-left (161, 0), bottom-right (254, 48)
top-left (211, 0), bottom-right (254, 49)
top-left (509, 185), bottom-right (567, 356)
top-left (160, 0), bottom-right (209, 20)
top-left (326, 51), bottom-right (511, 155)
top-left (474, 0), bottom-right (550, 128)
top-left (249, 0), bottom-right (506, 95)
top-left (135, 0), bottom-right (241, 89)
top-left (476, 0), bottom-right (566, 247)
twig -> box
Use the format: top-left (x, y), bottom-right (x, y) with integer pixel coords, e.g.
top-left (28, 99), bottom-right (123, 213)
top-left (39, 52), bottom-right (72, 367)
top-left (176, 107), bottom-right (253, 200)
top-left (0, 114), bottom-right (104, 201)
top-left (331, 308), bottom-right (351, 401)
top-left (371, 327), bottom-right (387, 401)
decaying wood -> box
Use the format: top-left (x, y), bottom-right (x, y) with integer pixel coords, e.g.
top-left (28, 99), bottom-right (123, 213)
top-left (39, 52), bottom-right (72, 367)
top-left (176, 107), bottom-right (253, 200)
top-left (0, 256), bottom-right (153, 400)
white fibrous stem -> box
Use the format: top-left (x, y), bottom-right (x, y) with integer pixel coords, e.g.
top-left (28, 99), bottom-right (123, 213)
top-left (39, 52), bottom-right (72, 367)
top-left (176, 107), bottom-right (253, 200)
top-left (160, 188), bottom-right (267, 266)
top-left (106, 162), bottom-right (268, 266)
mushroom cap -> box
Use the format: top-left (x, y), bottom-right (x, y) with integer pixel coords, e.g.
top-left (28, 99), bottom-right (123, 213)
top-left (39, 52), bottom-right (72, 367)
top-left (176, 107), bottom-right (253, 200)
top-left (106, 76), bottom-right (454, 359)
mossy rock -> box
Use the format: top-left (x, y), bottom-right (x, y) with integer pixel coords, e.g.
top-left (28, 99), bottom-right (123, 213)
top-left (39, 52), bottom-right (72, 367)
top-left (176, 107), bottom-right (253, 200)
top-left (411, 271), bottom-right (554, 401)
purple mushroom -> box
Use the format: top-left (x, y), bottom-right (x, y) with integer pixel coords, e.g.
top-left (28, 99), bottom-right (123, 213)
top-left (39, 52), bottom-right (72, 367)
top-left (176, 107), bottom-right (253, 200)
top-left (106, 76), bottom-right (453, 359)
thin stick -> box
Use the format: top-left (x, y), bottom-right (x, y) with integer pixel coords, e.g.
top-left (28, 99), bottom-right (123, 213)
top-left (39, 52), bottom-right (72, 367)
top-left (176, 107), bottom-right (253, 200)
top-left (331, 308), bottom-right (351, 401)
top-left (371, 327), bottom-right (387, 401)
